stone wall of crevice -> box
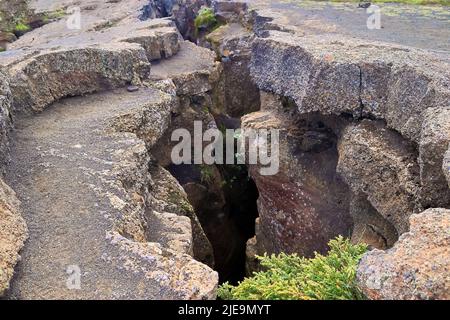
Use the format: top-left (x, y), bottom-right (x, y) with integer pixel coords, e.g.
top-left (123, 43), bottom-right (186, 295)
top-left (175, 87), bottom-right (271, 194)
top-left (197, 2), bottom-right (450, 298)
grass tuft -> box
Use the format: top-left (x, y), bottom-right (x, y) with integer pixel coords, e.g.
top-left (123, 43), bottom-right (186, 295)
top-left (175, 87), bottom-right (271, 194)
top-left (194, 7), bottom-right (218, 32)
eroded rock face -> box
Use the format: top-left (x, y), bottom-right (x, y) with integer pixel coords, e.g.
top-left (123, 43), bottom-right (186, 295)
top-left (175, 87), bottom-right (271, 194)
top-left (357, 208), bottom-right (450, 300)
top-left (251, 31), bottom-right (450, 143)
top-left (1, 0), bottom-right (219, 299)
top-left (237, 9), bottom-right (450, 295)
top-left (242, 92), bottom-right (352, 257)
top-left (2, 19), bottom-right (181, 113)
top-left (149, 165), bottom-right (215, 267)
top-left (207, 23), bottom-right (260, 118)
top-left (0, 178), bottom-right (27, 296)
top-left (419, 107), bottom-right (450, 208)
top-left (349, 193), bottom-right (398, 250)
top-left (0, 71), bottom-right (12, 169)
top-left (337, 120), bottom-right (421, 235)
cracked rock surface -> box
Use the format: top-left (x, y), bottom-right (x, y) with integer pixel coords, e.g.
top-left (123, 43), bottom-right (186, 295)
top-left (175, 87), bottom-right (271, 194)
top-left (357, 208), bottom-right (450, 300)
top-left (0, 0), bottom-right (218, 299)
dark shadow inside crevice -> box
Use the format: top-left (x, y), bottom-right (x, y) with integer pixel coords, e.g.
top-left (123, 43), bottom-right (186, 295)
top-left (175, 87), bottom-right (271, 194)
top-left (167, 162), bottom-right (259, 285)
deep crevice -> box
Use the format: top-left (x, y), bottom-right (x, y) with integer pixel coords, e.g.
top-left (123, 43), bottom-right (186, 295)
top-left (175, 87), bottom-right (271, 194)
top-left (167, 160), bottom-right (259, 284)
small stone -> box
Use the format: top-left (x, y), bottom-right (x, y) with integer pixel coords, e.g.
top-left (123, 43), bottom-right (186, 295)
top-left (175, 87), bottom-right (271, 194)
top-left (127, 85), bottom-right (139, 92)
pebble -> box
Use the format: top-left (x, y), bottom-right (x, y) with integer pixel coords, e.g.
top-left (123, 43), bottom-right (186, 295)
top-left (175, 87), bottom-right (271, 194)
top-left (127, 85), bottom-right (139, 92)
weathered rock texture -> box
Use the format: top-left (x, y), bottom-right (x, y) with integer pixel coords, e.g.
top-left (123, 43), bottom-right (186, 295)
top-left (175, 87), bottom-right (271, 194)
top-left (207, 22), bottom-right (260, 118)
top-left (0, 0), bottom-right (219, 299)
top-left (5, 86), bottom-right (217, 300)
top-left (0, 178), bottom-right (27, 296)
top-left (2, 18), bottom-right (180, 113)
top-left (0, 70), bottom-right (12, 169)
top-left (234, 4), bottom-right (450, 294)
top-left (242, 92), bottom-right (352, 258)
top-left (357, 208), bottom-right (450, 300)
top-left (337, 120), bottom-right (421, 235)
top-left (251, 31), bottom-right (450, 141)
top-left (419, 107), bottom-right (450, 207)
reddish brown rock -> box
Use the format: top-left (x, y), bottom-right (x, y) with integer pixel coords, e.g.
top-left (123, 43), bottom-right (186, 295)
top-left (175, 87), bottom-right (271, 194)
top-left (242, 92), bottom-right (352, 257)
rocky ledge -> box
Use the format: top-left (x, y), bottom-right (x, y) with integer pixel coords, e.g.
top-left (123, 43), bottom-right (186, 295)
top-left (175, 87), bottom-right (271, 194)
top-left (1, 0), bottom-right (449, 300)
top-left (218, 0), bottom-right (449, 299)
top-left (0, 0), bottom-right (219, 299)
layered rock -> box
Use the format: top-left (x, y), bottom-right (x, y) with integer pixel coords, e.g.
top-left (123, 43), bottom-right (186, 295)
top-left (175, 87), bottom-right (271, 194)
top-left (2, 18), bottom-right (180, 113)
top-left (238, 6), bottom-right (450, 296)
top-left (147, 39), bottom-right (251, 281)
top-left (148, 164), bottom-right (215, 267)
top-left (141, 0), bottom-right (211, 40)
top-left (251, 31), bottom-right (450, 143)
top-left (349, 193), bottom-right (398, 250)
top-left (357, 208), bottom-right (450, 300)
top-left (5, 87), bottom-right (217, 299)
top-left (419, 107), bottom-right (450, 207)
top-left (337, 120), bottom-right (421, 234)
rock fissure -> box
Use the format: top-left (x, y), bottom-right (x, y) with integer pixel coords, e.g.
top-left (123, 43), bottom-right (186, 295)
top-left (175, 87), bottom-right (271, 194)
top-left (0, 0), bottom-right (449, 300)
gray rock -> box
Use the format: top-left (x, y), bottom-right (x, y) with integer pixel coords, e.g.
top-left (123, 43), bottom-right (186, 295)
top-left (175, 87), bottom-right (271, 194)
top-left (242, 92), bottom-right (352, 257)
top-left (349, 193), bottom-right (398, 250)
top-left (337, 120), bottom-right (421, 234)
top-left (357, 208), bottom-right (450, 300)
top-left (250, 31), bottom-right (450, 142)
top-left (149, 165), bottom-right (215, 268)
top-left (0, 178), bottom-right (28, 296)
top-left (0, 70), bottom-right (12, 170)
top-left (5, 87), bottom-right (217, 299)
top-left (419, 107), bottom-right (450, 207)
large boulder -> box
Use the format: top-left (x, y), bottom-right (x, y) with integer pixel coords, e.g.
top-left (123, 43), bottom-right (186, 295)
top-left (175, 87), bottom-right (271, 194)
top-left (337, 120), bottom-right (421, 234)
top-left (419, 107), bottom-right (450, 207)
top-left (357, 208), bottom-right (450, 300)
top-left (251, 31), bottom-right (450, 142)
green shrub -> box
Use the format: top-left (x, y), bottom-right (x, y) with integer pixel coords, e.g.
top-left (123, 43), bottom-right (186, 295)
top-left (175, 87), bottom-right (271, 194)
top-left (218, 236), bottom-right (368, 300)
top-left (194, 7), bottom-right (217, 31)
top-left (14, 22), bottom-right (30, 32)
